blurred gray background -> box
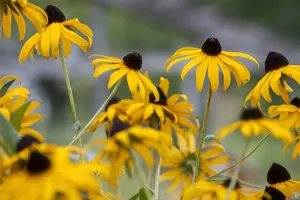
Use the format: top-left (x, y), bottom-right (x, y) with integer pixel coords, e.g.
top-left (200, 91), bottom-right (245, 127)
top-left (1, 0), bottom-right (300, 198)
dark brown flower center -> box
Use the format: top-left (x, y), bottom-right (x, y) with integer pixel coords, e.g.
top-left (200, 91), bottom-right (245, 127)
top-left (123, 53), bottom-right (142, 70)
top-left (267, 163), bottom-right (291, 184)
top-left (262, 187), bottom-right (286, 200)
top-left (291, 97), bottom-right (300, 108)
top-left (265, 51), bottom-right (289, 73)
top-left (222, 178), bottom-right (240, 190)
top-left (240, 108), bottom-right (263, 120)
top-left (149, 87), bottom-right (167, 105)
top-left (16, 135), bottom-right (41, 153)
top-left (201, 38), bottom-right (222, 56)
top-left (27, 151), bottom-right (51, 174)
top-left (45, 5), bottom-right (66, 25)
top-left (105, 96), bottom-right (120, 112)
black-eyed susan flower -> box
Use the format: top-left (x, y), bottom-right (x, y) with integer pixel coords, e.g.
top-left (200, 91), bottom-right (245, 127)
top-left (165, 38), bottom-right (258, 92)
top-left (218, 108), bottom-right (293, 143)
top-left (1, 0), bottom-right (47, 40)
top-left (122, 77), bottom-right (199, 136)
top-left (245, 51), bottom-right (300, 107)
top-left (248, 163), bottom-right (300, 199)
top-left (0, 139), bottom-right (107, 200)
top-left (19, 5), bottom-right (93, 62)
top-left (160, 134), bottom-right (229, 193)
top-left (182, 179), bottom-right (248, 200)
top-left (90, 52), bottom-right (159, 101)
top-left (93, 126), bottom-right (172, 186)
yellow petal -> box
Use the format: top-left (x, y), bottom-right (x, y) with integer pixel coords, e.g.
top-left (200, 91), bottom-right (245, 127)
top-left (159, 77), bottom-right (169, 95)
top-left (107, 68), bottom-right (129, 89)
top-left (127, 70), bottom-right (139, 95)
top-left (50, 23), bottom-right (61, 59)
top-left (2, 9), bottom-right (12, 38)
top-left (221, 51), bottom-right (259, 66)
top-left (217, 122), bottom-right (241, 139)
top-left (216, 57), bottom-right (231, 91)
top-left (137, 72), bottom-right (159, 102)
top-left (195, 57), bottom-right (211, 92)
top-left (208, 58), bottom-right (219, 92)
top-left (41, 26), bottom-right (51, 59)
top-left (180, 55), bottom-right (206, 80)
top-left (12, 8), bottom-right (26, 41)
top-left (19, 33), bottom-right (40, 63)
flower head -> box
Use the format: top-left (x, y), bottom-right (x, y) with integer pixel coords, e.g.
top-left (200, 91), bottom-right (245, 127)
top-left (160, 134), bottom-right (229, 193)
top-left (249, 163), bottom-right (300, 199)
top-left (245, 51), bottom-right (300, 107)
top-left (90, 53), bottom-right (159, 101)
top-left (218, 108), bottom-right (293, 143)
top-left (165, 38), bottom-right (258, 92)
top-left (19, 5), bottom-right (93, 62)
top-left (1, 0), bottom-right (47, 40)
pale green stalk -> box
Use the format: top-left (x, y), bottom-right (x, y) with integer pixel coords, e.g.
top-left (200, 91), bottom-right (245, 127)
top-left (59, 44), bottom-right (82, 147)
top-left (68, 80), bottom-right (122, 146)
top-left (208, 132), bottom-right (271, 179)
top-left (193, 86), bottom-right (212, 181)
top-left (224, 138), bottom-right (251, 200)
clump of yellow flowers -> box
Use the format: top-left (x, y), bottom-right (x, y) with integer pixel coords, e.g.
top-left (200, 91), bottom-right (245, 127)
top-left (0, 1), bottom-right (300, 200)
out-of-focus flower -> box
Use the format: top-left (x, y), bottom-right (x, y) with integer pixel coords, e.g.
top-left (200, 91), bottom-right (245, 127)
top-left (218, 108), bottom-right (293, 143)
top-left (160, 134), bottom-right (229, 193)
top-left (0, 0), bottom-right (47, 40)
top-left (19, 5), bottom-right (93, 62)
top-left (93, 126), bottom-right (171, 186)
top-left (90, 52), bottom-right (159, 101)
top-left (249, 163), bottom-right (300, 199)
top-left (245, 51), bottom-right (300, 107)
top-left (166, 38), bottom-right (258, 92)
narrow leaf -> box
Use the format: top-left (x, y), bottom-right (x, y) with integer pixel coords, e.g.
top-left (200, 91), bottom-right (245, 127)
top-left (139, 187), bottom-right (154, 200)
top-left (0, 113), bottom-right (20, 155)
top-left (10, 101), bottom-right (31, 131)
top-left (203, 134), bottom-right (220, 144)
top-left (0, 80), bottom-right (15, 97)
top-left (128, 193), bottom-right (140, 200)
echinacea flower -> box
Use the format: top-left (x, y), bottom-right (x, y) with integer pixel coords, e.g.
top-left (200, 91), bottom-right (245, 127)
top-left (182, 179), bottom-right (248, 200)
top-left (120, 77), bottom-right (199, 136)
top-left (165, 38), bottom-right (258, 92)
top-left (90, 52), bottom-right (159, 101)
top-left (93, 126), bottom-right (172, 186)
top-left (19, 5), bottom-right (93, 62)
top-left (160, 134), bottom-right (229, 193)
top-left (218, 108), bottom-right (293, 143)
top-left (248, 163), bottom-right (300, 199)
top-left (1, 0), bottom-right (47, 40)
top-left (245, 51), bottom-right (300, 107)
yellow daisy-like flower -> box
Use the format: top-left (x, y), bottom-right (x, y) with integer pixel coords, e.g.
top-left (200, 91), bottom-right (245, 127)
top-left (165, 38), bottom-right (258, 92)
top-left (120, 77), bottom-right (199, 136)
top-left (283, 134), bottom-right (300, 160)
top-left (90, 52), bottom-right (159, 101)
top-left (19, 5), bottom-right (93, 62)
top-left (182, 179), bottom-right (248, 200)
top-left (93, 126), bottom-right (172, 186)
top-left (160, 134), bottom-right (229, 193)
top-left (1, 0), bottom-right (47, 40)
top-left (2, 96), bottom-right (44, 141)
top-left (218, 108), bottom-right (293, 143)
top-left (249, 163), bottom-right (300, 199)
top-left (245, 51), bottom-right (300, 107)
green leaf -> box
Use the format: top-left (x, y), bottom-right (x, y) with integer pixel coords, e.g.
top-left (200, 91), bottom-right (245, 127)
top-left (139, 187), bottom-right (154, 200)
top-left (203, 134), bottom-right (220, 144)
top-left (128, 193), bottom-right (140, 200)
top-left (10, 101), bottom-right (31, 131)
top-left (0, 80), bottom-right (15, 98)
top-left (0, 113), bottom-right (20, 155)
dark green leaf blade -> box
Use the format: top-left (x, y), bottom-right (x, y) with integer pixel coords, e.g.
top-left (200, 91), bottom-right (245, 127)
top-left (0, 80), bottom-right (15, 97)
top-left (139, 187), bottom-right (154, 200)
top-left (10, 101), bottom-right (31, 131)
top-left (128, 193), bottom-right (140, 200)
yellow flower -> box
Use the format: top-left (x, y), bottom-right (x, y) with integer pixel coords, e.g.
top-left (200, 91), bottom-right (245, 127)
top-left (182, 179), bottom-right (248, 200)
top-left (2, 96), bottom-right (44, 141)
top-left (165, 38), bottom-right (258, 92)
top-left (283, 135), bottom-right (300, 160)
top-left (0, 143), bottom-right (104, 200)
top-left (218, 108), bottom-right (293, 143)
top-left (19, 5), bottom-right (93, 62)
top-left (121, 77), bottom-right (199, 136)
top-left (268, 97), bottom-right (300, 129)
top-left (1, 0), bottom-right (47, 40)
top-left (160, 134), bottom-right (229, 193)
top-left (249, 186), bottom-right (286, 200)
top-left (248, 163), bottom-right (300, 199)
top-left (93, 126), bottom-right (171, 186)
top-left (245, 51), bottom-right (300, 107)
top-left (90, 52), bottom-right (159, 101)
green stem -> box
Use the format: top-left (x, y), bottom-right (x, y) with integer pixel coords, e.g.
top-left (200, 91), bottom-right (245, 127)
top-left (208, 132), bottom-right (271, 179)
top-left (59, 44), bottom-right (82, 147)
top-left (68, 80), bottom-right (122, 146)
top-left (224, 138), bottom-right (251, 200)
top-left (153, 153), bottom-right (161, 200)
top-left (193, 86), bottom-right (212, 182)
top-left (131, 151), bottom-right (153, 200)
